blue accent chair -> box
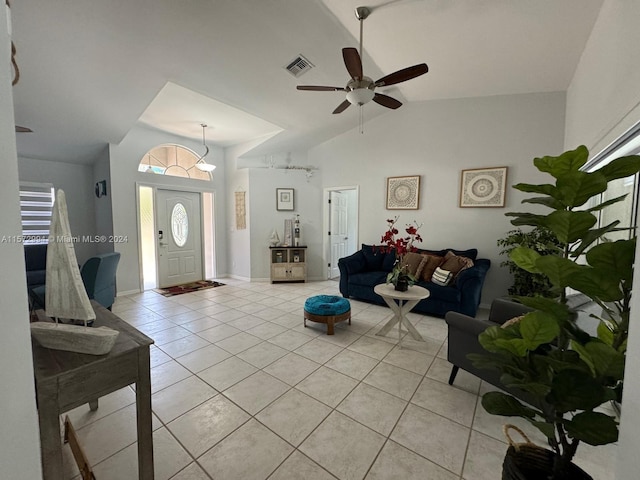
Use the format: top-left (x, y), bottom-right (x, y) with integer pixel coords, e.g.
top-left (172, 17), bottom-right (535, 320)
top-left (29, 252), bottom-right (121, 311)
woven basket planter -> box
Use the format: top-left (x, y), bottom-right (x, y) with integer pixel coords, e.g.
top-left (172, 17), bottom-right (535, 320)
top-left (501, 425), bottom-right (593, 480)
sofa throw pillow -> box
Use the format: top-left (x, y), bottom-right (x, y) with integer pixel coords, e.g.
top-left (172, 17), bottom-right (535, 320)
top-left (431, 267), bottom-right (453, 286)
top-left (440, 251), bottom-right (474, 277)
top-left (420, 255), bottom-right (444, 282)
top-left (401, 252), bottom-right (425, 277)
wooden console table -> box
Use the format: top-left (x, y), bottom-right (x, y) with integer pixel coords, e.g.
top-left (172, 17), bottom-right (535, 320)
top-left (32, 301), bottom-right (154, 479)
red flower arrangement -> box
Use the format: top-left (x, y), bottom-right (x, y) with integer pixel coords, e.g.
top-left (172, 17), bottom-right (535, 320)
top-left (377, 216), bottom-right (423, 289)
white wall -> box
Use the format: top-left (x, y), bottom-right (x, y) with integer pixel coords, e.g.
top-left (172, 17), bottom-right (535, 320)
top-left (109, 125), bottom-right (226, 293)
top-left (308, 92), bottom-right (566, 305)
top-left (564, 1), bottom-right (640, 478)
top-left (93, 146), bottom-right (114, 254)
top-left (18, 157), bottom-right (98, 264)
top-left (565, 0), bottom-right (640, 154)
top-left (247, 160), bottom-right (323, 281)
top-left (0, 4), bottom-right (42, 478)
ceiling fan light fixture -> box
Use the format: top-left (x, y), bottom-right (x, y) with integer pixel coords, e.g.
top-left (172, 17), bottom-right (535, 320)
top-left (346, 88), bottom-right (374, 106)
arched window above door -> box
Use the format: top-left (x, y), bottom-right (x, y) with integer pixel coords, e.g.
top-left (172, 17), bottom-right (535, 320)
top-left (138, 144), bottom-right (211, 181)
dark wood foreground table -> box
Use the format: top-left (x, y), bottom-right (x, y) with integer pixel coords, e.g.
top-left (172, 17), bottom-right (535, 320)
top-left (32, 301), bottom-right (154, 479)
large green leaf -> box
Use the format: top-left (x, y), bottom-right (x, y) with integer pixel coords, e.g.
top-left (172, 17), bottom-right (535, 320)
top-left (495, 338), bottom-right (529, 357)
top-left (479, 326), bottom-right (517, 353)
top-left (522, 196), bottom-right (566, 210)
top-left (530, 420), bottom-right (556, 440)
top-left (548, 370), bottom-right (607, 413)
top-left (481, 391), bottom-right (537, 418)
top-left (543, 210), bottom-right (597, 243)
top-left (586, 239), bottom-right (636, 283)
top-left (597, 321), bottom-right (615, 346)
top-left (533, 145), bottom-right (589, 177)
top-left (572, 221), bottom-right (621, 257)
top-left (584, 341), bottom-right (625, 379)
top-left (516, 296), bottom-right (570, 321)
top-left (512, 183), bottom-right (558, 197)
top-left (586, 193), bottom-right (628, 213)
top-left (520, 312), bottom-right (560, 349)
top-left (505, 212), bottom-right (546, 228)
top-left (509, 247), bottom-right (542, 274)
top-left (565, 411), bottom-right (619, 445)
top-left (598, 155), bottom-right (640, 182)
top-left (567, 268), bottom-right (623, 302)
top-left (556, 171), bottom-right (608, 207)
top-left (535, 256), bottom-right (582, 289)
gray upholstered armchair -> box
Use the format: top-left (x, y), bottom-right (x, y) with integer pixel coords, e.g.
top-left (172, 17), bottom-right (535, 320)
top-left (445, 297), bottom-right (533, 390)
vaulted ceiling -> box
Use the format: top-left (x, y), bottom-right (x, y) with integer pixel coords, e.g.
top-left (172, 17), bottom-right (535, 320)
top-left (10, 0), bottom-right (603, 164)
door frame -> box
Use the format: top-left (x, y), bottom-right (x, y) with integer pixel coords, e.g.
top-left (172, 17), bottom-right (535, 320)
top-left (322, 185), bottom-right (359, 279)
top-left (135, 182), bottom-right (216, 291)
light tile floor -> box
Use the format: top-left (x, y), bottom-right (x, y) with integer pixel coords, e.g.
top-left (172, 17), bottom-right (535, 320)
top-left (60, 279), bottom-right (616, 479)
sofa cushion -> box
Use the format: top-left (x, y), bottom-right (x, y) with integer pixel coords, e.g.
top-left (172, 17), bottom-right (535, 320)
top-left (361, 244), bottom-right (385, 271)
top-left (418, 281), bottom-right (461, 303)
top-left (382, 250), bottom-right (397, 272)
top-left (350, 271), bottom-right (389, 287)
top-left (441, 251), bottom-right (475, 277)
top-left (420, 254), bottom-right (444, 282)
top-left (401, 252), bottom-right (424, 277)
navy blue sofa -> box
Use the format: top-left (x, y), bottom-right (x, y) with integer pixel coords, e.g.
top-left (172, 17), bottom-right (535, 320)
top-left (338, 245), bottom-right (491, 317)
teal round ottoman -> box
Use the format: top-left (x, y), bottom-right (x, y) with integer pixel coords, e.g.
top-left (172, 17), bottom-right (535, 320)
top-left (304, 295), bottom-right (351, 335)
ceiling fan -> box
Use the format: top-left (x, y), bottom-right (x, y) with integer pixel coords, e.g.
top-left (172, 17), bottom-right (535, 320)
top-left (296, 6), bottom-right (428, 114)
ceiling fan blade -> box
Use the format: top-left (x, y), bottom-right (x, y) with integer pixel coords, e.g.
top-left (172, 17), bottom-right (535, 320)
top-left (332, 99), bottom-right (351, 114)
top-left (373, 93), bottom-right (402, 110)
top-left (374, 63), bottom-right (428, 87)
top-left (297, 85), bottom-right (346, 92)
top-left (15, 125), bottom-right (33, 133)
top-left (342, 47), bottom-right (363, 81)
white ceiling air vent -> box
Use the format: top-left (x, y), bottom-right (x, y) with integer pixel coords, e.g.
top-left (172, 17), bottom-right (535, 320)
top-left (285, 54), bottom-right (314, 77)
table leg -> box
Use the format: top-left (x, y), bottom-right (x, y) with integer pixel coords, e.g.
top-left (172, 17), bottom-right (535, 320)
top-left (376, 298), bottom-right (424, 344)
top-left (37, 383), bottom-right (64, 480)
top-left (136, 347), bottom-right (154, 480)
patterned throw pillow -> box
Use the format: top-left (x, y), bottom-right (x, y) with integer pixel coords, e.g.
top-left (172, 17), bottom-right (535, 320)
top-left (431, 267), bottom-right (453, 286)
top-left (440, 251), bottom-right (474, 277)
top-left (420, 255), bottom-right (444, 282)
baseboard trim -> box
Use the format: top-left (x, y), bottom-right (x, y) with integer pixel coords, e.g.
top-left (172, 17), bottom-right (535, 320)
top-left (117, 289), bottom-right (141, 297)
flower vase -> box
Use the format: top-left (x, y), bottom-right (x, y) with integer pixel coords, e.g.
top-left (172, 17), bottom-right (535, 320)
top-left (395, 276), bottom-right (409, 292)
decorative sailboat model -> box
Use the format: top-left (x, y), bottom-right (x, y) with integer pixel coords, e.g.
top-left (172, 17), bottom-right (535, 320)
top-left (30, 190), bottom-right (119, 355)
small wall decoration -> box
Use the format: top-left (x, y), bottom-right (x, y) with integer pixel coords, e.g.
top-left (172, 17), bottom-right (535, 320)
top-left (459, 166), bottom-right (508, 207)
top-left (235, 191), bottom-right (246, 229)
top-left (276, 188), bottom-right (295, 211)
top-left (386, 175), bottom-right (420, 210)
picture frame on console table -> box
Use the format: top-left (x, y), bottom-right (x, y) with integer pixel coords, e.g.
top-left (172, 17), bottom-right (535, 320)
top-left (386, 175), bottom-right (420, 210)
top-left (276, 188), bottom-right (294, 211)
top-left (459, 166), bottom-right (508, 208)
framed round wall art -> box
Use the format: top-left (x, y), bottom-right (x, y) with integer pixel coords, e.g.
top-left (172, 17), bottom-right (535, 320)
top-left (386, 175), bottom-right (420, 210)
top-left (459, 166), bottom-right (508, 207)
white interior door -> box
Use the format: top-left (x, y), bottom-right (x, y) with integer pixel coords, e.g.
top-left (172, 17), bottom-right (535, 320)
top-left (156, 189), bottom-right (203, 288)
top-left (330, 191), bottom-right (348, 278)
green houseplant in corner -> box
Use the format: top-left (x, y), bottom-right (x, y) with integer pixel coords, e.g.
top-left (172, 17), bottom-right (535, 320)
top-left (497, 227), bottom-right (564, 298)
top-left (471, 145), bottom-right (640, 479)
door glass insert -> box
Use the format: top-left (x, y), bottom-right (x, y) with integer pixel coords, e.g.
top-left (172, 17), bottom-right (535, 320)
top-left (171, 203), bottom-right (189, 247)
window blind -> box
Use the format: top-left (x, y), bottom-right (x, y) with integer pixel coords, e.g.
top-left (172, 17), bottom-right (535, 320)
top-left (19, 182), bottom-right (54, 243)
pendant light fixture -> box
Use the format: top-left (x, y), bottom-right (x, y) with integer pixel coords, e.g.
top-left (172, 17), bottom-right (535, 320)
top-left (195, 123), bottom-right (216, 172)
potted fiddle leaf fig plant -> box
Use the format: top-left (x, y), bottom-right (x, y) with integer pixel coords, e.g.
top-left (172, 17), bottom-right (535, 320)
top-left (471, 145), bottom-right (640, 480)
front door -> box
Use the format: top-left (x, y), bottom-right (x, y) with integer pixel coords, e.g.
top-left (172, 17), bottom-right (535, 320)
top-left (329, 190), bottom-right (348, 278)
top-left (156, 189), bottom-right (203, 288)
